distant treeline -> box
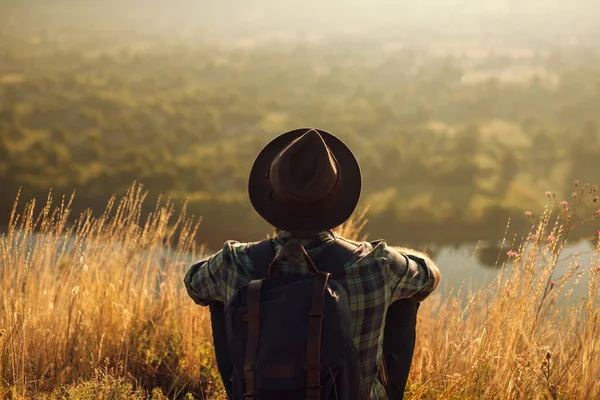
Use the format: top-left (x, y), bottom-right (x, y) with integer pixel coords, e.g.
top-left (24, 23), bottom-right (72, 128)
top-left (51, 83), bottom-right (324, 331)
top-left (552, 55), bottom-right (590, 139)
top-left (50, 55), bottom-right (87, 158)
top-left (1, 21), bottom-right (600, 249)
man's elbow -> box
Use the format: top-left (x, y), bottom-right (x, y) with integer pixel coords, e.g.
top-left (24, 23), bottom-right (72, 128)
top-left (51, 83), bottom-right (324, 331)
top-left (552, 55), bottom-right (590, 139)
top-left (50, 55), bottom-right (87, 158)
top-left (183, 275), bottom-right (204, 305)
top-left (183, 259), bottom-right (214, 306)
top-left (395, 247), bottom-right (441, 293)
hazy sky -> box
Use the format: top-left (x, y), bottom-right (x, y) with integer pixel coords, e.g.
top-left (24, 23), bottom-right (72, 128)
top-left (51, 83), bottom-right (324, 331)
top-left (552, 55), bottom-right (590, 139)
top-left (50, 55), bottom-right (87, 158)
top-left (4, 0), bottom-right (600, 46)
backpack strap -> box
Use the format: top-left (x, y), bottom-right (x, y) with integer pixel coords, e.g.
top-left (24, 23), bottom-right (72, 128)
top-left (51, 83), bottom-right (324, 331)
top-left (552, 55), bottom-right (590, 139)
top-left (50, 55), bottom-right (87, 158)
top-left (244, 279), bottom-right (264, 399)
top-left (244, 240), bottom-right (274, 397)
top-left (315, 238), bottom-right (359, 277)
top-left (248, 239), bottom-right (275, 279)
top-left (306, 271), bottom-right (331, 400)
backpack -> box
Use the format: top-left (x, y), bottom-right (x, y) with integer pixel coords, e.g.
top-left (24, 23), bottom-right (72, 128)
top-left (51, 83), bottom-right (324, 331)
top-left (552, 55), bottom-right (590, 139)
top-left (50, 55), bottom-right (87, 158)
top-left (224, 238), bottom-right (367, 400)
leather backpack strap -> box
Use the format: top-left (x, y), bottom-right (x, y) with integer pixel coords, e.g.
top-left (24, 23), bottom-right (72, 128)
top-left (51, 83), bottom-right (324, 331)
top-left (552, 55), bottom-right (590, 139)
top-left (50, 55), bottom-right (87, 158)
top-left (303, 238), bottom-right (356, 400)
top-left (306, 271), bottom-right (331, 400)
top-left (244, 240), bottom-right (273, 398)
top-left (248, 239), bottom-right (275, 279)
top-left (243, 279), bottom-right (264, 399)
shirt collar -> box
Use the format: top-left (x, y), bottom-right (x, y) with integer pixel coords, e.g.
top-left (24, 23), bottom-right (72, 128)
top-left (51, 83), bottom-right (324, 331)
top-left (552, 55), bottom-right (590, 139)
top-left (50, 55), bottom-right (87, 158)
top-left (274, 230), bottom-right (337, 261)
top-left (276, 230), bottom-right (336, 242)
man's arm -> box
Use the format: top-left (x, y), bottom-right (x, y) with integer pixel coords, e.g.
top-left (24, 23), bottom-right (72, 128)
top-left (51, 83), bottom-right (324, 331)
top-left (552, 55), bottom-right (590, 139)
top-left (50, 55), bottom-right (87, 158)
top-left (386, 246), bottom-right (441, 302)
top-left (394, 247), bottom-right (441, 292)
top-left (183, 241), bottom-right (242, 306)
top-left (184, 243), bottom-right (245, 398)
top-left (381, 247), bottom-right (440, 399)
top-left (184, 258), bottom-right (223, 305)
top-left (381, 299), bottom-right (419, 400)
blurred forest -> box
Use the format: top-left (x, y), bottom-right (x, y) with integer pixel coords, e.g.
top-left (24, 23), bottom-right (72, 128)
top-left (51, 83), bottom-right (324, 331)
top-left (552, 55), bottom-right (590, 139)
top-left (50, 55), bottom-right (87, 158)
top-left (1, 0), bottom-right (600, 250)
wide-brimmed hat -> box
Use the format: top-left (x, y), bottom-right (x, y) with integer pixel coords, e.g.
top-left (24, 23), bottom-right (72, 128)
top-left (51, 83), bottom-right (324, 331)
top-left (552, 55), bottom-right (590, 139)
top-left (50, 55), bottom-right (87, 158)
top-left (248, 128), bottom-right (362, 234)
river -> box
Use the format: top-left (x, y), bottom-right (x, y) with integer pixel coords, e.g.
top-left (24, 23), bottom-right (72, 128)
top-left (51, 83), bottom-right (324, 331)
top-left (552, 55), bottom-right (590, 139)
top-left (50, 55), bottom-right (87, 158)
top-left (2, 230), bottom-right (596, 299)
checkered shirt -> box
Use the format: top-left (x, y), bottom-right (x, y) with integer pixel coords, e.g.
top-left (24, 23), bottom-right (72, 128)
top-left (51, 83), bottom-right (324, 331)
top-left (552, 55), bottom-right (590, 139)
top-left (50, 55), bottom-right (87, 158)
top-left (184, 230), bottom-right (437, 399)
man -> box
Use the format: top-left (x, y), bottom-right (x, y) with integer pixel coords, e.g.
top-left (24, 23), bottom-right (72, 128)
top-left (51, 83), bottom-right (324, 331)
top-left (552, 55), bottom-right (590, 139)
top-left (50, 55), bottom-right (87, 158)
top-left (184, 128), bottom-right (441, 399)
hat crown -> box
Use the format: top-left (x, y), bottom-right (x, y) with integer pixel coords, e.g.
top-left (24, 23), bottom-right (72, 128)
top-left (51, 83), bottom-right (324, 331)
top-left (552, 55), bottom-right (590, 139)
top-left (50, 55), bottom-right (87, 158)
top-left (269, 130), bottom-right (339, 204)
top-left (248, 127), bottom-right (361, 234)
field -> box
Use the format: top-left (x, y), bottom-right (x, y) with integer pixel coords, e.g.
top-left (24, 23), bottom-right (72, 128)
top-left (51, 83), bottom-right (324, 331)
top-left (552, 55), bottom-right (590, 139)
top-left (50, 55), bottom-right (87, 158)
top-left (2, 1), bottom-right (600, 398)
top-left (1, 185), bottom-right (599, 399)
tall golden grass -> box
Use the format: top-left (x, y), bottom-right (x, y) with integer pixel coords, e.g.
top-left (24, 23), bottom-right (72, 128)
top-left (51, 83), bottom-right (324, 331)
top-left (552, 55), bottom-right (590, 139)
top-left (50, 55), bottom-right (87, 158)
top-left (0, 185), bottom-right (224, 399)
top-left (0, 183), bottom-right (598, 399)
top-left (406, 194), bottom-right (600, 399)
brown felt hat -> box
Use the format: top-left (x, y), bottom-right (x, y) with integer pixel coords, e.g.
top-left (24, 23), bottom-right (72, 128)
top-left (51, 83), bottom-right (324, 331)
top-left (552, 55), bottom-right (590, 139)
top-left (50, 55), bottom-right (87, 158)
top-left (248, 128), bottom-right (362, 234)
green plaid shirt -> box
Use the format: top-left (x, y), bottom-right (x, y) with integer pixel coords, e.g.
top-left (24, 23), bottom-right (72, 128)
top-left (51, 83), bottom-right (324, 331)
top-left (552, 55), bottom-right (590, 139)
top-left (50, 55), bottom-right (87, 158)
top-left (184, 230), bottom-right (436, 398)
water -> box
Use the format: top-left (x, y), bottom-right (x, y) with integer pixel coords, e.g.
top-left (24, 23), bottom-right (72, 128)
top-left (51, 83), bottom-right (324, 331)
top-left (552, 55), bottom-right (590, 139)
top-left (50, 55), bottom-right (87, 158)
top-left (3, 230), bottom-right (596, 299)
top-left (434, 240), bottom-right (596, 298)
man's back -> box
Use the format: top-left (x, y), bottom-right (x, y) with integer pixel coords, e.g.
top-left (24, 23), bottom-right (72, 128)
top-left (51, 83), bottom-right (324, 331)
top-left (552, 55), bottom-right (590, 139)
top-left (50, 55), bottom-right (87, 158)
top-left (185, 127), bottom-right (440, 399)
top-left (184, 230), bottom-right (437, 398)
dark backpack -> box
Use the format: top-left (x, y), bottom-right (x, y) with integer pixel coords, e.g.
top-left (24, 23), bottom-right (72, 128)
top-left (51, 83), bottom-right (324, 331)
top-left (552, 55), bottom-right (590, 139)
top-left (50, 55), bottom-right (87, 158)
top-left (224, 238), bottom-right (367, 400)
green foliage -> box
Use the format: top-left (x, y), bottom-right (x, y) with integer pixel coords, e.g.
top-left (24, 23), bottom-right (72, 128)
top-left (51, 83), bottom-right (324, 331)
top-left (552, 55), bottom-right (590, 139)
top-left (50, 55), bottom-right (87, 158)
top-left (1, 6), bottom-right (600, 248)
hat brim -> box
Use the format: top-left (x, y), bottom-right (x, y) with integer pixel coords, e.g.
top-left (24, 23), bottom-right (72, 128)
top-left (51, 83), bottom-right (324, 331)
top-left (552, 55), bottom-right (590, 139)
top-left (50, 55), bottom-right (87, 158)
top-left (248, 128), bottom-right (362, 234)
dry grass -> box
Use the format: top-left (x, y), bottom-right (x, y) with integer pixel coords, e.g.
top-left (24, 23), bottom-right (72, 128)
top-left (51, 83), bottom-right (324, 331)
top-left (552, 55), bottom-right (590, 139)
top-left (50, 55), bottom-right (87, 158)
top-left (0, 185), bottom-right (225, 399)
top-left (407, 210), bottom-right (600, 399)
top-left (1, 183), bottom-right (599, 399)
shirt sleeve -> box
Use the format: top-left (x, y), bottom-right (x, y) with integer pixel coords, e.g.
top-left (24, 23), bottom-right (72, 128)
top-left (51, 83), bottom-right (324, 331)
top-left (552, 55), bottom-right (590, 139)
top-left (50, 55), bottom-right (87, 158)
top-left (386, 247), bottom-right (437, 302)
top-left (184, 242), bottom-right (237, 306)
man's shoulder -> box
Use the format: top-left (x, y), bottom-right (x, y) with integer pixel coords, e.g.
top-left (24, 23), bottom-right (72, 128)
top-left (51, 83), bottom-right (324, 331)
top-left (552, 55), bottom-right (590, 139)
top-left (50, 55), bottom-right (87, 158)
top-left (207, 239), bottom-right (255, 268)
top-left (335, 235), bottom-right (406, 266)
top-left (219, 239), bottom-right (251, 252)
top-left (212, 237), bottom-right (282, 264)
top-left (357, 240), bottom-right (438, 270)
top-left (387, 246), bottom-right (438, 272)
